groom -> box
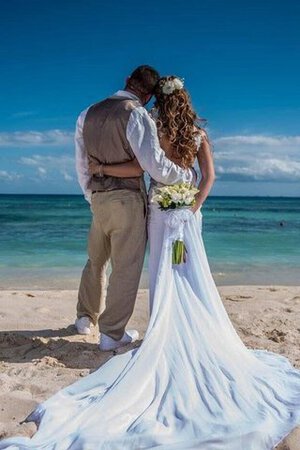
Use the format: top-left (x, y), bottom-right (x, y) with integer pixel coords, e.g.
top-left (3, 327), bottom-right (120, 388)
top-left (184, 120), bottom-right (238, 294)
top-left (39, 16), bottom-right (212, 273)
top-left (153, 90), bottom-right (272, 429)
top-left (75, 65), bottom-right (193, 351)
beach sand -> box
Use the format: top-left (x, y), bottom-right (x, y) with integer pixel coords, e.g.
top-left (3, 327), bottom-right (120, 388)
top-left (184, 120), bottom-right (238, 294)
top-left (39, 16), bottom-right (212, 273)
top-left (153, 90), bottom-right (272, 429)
top-left (0, 286), bottom-right (299, 448)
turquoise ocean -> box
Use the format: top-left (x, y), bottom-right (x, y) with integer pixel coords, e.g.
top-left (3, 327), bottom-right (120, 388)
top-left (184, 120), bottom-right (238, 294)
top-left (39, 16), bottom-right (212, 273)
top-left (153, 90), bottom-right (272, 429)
top-left (0, 194), bottom-right (299, 289)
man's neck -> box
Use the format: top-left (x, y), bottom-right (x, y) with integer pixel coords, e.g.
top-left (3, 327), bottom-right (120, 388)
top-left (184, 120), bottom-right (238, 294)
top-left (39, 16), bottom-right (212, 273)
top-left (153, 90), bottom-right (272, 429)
top-left (124, 87), bottom-right (144, 104)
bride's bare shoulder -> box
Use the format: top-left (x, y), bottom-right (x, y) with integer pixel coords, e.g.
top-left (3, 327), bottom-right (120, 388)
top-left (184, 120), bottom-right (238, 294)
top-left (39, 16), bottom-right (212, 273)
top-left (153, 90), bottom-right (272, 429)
top-left (195, 127), bottom-right (210, 150)
top-left (194, 125), bottom-right (208, 139)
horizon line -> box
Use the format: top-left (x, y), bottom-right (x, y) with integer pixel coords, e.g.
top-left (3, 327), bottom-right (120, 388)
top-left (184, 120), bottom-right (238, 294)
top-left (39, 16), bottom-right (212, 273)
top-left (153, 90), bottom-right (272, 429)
top-left (0, 193), bottom-right (299, 199)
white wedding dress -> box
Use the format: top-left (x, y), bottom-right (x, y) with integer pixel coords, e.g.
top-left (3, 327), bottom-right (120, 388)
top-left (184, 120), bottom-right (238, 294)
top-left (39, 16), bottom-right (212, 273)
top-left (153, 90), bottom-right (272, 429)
top-left (1, 178), bottom-right (300, 449)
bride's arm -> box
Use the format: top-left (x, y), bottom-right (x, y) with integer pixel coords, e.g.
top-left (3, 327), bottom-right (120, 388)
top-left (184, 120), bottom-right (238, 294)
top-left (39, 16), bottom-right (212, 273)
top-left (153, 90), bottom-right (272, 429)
top-left (191, 130), bottom-right (215, 212)
top-left (89, 157), bottom-right (144, 178)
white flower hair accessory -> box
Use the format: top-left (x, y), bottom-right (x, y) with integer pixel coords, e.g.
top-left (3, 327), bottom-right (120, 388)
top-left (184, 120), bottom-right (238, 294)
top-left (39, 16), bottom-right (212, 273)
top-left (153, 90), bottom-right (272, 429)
top-left (161, 77), bottom-right (184, 95)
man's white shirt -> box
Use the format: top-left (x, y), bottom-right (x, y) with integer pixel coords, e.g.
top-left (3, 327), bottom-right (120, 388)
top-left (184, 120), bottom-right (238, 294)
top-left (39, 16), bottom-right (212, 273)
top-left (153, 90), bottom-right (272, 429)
top-left (74, 90), bottom-right (193, 203)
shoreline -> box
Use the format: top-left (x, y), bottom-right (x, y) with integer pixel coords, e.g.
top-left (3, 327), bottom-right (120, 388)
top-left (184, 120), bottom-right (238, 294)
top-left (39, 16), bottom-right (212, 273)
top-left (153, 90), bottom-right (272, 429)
top-left (1, 267), bottom-right (300, 290)
top-left (1, 282), bottom-right (300, 291)
top-left (0, 286), bottom-right (300, 448)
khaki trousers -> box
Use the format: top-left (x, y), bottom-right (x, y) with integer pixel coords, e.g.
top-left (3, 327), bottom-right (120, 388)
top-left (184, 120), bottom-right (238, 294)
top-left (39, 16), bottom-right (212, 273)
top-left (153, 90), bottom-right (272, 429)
top-left (77, 190), bottom-right (147, 340)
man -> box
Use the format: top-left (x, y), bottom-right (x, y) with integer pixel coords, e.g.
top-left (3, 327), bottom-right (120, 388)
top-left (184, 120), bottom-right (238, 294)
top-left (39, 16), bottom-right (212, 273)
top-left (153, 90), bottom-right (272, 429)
top-left (75, 65), bottom-right (193, 351)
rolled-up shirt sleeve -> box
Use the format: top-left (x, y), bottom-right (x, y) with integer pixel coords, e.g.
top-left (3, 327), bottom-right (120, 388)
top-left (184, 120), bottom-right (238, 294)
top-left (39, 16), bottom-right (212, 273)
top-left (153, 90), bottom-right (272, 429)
top-left (126, 107), bottom-right (193, 185)
top-left (74, 108), bottom-right (92, 204)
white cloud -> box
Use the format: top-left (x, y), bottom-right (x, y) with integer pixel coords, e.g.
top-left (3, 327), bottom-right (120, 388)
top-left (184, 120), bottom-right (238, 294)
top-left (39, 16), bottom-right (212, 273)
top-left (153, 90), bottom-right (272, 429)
top-left (212, 134), bottom-right (300, 182)
top-left (18, 154), bottom-right (75, 184)
top-left (20, 154), bottom-right (74, 168)
top-left (61, 170), bottom-right (73, 182)
top-left (215, 159), bottom-right (300, 182)
top-left (20, 157), bottom-right (40, 166)
top-left (214, 135), bottom-right (300, 146)
top-left (0, 130), bottom-right (73, 147)
top-left (0, 170), bottom-right (22, 181)
top-left (11, 111), bottom-right (38, 119)
top-left (1, 127), bottom-right (299, 185)
top-left (37, 167), bottom-right (47, 179)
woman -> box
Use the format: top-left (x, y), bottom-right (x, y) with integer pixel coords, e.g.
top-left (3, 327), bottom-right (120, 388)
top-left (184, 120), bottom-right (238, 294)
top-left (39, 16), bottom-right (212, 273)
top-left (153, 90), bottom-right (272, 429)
top-left (1, 77), bottom-right (299, 450)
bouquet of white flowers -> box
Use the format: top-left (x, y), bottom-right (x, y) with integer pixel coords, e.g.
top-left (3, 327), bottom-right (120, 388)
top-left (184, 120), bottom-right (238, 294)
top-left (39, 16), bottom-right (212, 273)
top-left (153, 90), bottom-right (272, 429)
top-left (151, 183), bottom-right (199, 264)
top-left (151, 183), bottom-right (199, 211)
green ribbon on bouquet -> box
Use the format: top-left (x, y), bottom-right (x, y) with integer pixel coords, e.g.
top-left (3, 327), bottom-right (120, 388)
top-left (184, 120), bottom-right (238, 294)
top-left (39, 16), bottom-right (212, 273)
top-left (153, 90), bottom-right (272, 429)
top-left (164, 207), bottom-right (193, 266)
top-left (172, 239), bottom-right (188, 265)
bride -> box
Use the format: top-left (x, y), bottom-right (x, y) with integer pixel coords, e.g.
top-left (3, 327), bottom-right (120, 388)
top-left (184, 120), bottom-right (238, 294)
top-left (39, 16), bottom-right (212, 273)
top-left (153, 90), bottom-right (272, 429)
top-left (1, 77), bottom-right (300, 450)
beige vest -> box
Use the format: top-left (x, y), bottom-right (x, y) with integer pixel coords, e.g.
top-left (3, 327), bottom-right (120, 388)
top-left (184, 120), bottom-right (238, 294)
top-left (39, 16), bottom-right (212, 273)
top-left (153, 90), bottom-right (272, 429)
top-left (83, 96), bottom-right (146, 199)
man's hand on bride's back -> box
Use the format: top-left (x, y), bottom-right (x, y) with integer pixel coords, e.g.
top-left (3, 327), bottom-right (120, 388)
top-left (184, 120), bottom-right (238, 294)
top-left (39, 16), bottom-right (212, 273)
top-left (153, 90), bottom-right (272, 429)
top-left (88, 159), bottom-right (101, 175)
top-left (88, 157), bottom-right (144, 178)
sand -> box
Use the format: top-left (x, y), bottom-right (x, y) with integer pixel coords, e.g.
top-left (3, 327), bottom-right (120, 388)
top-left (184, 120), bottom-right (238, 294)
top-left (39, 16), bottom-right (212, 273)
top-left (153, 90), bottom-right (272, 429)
top-left (0, 286), bottom-right (299, 449)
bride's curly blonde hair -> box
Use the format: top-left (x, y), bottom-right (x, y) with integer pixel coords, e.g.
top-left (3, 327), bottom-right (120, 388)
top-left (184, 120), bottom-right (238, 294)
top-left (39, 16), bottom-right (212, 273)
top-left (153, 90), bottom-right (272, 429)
top-left (154, 76), bottom-right (204, 168)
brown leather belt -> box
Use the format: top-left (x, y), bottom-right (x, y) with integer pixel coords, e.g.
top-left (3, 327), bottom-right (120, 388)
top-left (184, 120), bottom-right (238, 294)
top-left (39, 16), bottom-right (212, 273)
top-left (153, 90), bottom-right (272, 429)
top-left (92, 189), bottom-right (140, 194)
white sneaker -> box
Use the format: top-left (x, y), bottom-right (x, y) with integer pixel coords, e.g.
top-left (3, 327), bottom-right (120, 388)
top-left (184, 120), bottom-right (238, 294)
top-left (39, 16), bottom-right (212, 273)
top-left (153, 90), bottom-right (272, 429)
top-left (75, 316), bottom-right (92, 335)
top-left (99, 329), bottom-right (139, 351)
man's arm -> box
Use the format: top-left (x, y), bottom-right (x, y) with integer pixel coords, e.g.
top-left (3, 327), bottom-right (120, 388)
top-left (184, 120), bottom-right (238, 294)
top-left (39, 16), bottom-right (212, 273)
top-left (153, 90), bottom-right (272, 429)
top-left (126, 107), bottom-right (193, 184)
top-left (89, 157), bottom-right (144, 178)
top-left (74, 109), bottom-right (92, 203)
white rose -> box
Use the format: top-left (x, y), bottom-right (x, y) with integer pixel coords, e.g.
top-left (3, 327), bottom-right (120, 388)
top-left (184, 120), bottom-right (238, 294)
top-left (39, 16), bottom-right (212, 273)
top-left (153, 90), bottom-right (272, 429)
top-left (173, 78), bottom-right (184, 90)
top-left (184, 196), bottom-right (194, 205)
top-left (162, 187), bottom-right (172, 196)
top-left (162, 81), bottom-right (175, 95)
top-left (151, 194), bottom-right (163, 204)
top-left (171, 192), bottom-right (182, 203)
top-left (161, 78), bottom-right (184, 95)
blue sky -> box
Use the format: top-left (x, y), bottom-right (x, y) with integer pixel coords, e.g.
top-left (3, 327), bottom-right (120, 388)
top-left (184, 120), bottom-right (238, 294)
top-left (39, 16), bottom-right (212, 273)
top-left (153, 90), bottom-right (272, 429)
top-left (0, 0), bottom-right (300, 196)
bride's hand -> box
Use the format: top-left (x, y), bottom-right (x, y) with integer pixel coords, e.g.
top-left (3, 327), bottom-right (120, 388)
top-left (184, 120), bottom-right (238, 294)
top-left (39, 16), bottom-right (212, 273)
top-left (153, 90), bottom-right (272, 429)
top-left (190, 203), bottom-right (202, 214)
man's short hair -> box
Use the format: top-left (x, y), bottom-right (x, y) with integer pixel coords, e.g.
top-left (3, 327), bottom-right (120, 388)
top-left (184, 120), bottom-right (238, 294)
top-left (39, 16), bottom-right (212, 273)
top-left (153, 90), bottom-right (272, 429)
top-left (126, 65), bottom-right (160, 97)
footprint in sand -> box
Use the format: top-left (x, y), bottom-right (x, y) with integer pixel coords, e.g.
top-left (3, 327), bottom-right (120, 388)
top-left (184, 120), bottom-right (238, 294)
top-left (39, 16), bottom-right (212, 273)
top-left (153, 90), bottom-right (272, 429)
top-left (292, 296), bottom-right (300, 304)
top-left (258, 287), bottom-right (278, 292)
top-left (0, 333), bottom-right (30, 347)
top-left (29, 383), bottom-right (50, 396)
top-left (34, 307), bottom-right (50, 314)
top-left (266, 329), bottom-right (286, 343)
top-left (32, 356), bottom-right (65, 368)
top-left (226, 295), bottom-right (252, 302)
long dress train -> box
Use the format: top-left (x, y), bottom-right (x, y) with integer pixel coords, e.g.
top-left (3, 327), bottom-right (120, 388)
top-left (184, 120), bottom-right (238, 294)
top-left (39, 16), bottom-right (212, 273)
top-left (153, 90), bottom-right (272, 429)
top-left (0, 189), bottom-right (300, 449)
